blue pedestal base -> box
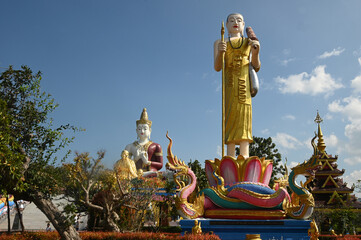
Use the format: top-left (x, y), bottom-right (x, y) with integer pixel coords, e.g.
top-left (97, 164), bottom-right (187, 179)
top-left (180, 219), bottom-right (310, 240)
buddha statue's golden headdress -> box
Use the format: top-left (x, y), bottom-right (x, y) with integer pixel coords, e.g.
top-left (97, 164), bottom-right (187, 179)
top-left (136, 108), bottom-right (152, 127)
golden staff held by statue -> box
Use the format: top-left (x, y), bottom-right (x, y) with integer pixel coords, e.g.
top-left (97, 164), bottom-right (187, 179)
top-left (221, 21), bottom-right (225, 157)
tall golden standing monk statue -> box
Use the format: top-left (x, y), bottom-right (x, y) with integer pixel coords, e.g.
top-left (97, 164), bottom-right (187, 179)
top-left (214, 13), bottom-right (261, 158)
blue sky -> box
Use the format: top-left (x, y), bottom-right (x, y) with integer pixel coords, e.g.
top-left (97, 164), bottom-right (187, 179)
top-left (2, 1), bottom-right (361, 195)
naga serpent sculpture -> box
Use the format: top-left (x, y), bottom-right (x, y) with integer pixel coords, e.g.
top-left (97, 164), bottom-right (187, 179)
top-left (165, 133), bottom-right (205, 219)
top-left (166, 132), bottom-right (320, 220)
top-left (286, 133), bottom-right (321, 219)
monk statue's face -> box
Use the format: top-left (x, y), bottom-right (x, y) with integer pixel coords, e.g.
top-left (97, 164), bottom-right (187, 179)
top-left (136, 123), bottom-right (151, 141)
top-left (226, 13), bottom-right (245, 36)
top-left (121, 150), bottom-right (129, 159)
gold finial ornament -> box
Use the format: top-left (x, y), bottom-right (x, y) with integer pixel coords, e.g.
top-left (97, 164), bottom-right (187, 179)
top-left (314, 111), bottom-right (326, 153)
top-left (314, 111), bottom-right (323, 124)
top-left (136, 108), bottom-right (152, 127)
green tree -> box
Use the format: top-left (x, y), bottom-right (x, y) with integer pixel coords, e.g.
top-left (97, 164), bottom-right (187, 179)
top-left (0, 66), bottom-right (80, 240)
top-left (237, 136), bottom-right (285, 187)
top-left (328, 208), bottom-right (358, 235)
top-left (312, 208), bottom-right (361, 235)
top-left (188, 159), bottom-right (209, 192)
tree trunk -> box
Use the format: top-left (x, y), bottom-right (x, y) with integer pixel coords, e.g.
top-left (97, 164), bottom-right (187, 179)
top-left (14, 199), bottom-right (25, 232)
top-left (6, 195), bottom-right (10, 234)
top-left (104, 213), bottom-right (120, 232)
top-left (32, 192), bottom-right (81, 240)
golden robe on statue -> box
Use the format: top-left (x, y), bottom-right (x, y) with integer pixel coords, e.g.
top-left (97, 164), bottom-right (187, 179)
top-left (114, 151), bottom-right (138, 180)
top-left (225, 38), bottom-right (259, 144)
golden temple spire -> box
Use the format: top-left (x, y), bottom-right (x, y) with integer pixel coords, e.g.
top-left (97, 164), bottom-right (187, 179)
top-left (314, 111), bottom-right (326, 153)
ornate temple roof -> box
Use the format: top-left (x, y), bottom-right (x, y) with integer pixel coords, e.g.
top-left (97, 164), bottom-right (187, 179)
top-left (307, 112), bottom-right (361, 209)
top-left (311, 187), bottom-right (353, 194)
top-left (314, 169), bottom-right (345, 176)
top-left (318, 156), bottom-right (338, 162)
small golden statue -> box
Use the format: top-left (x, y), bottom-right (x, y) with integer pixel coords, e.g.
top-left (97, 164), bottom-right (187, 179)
top-left (308, 219), bottom-right (320, 240)
top-left (191, 219), bottom-right (202, 234)
top-left (114, 150), bottom-right (139, 180)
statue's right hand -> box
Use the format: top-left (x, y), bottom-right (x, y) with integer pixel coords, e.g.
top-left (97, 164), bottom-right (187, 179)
top-left (218, 41), bottom-right (227, 53)
top-left (135, 148), bottom-right (142, 159)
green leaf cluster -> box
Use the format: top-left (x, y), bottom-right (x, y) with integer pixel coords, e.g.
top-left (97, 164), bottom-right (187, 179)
top-left (188, 159), bottom-right (209, 192)
top-left (0, 98), bottom-right (27, 194)
top-left (313, 208), bottom-right (361, 235)
top-left (0, 66), bottom-right (77, 198)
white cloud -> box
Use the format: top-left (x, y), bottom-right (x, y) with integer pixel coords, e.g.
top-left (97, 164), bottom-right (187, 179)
top-left (318, 47), bottom-right (345, 59)
top-left (303, 134), bottom-right (339, 152)
top-left (344, 157), bottom-right (361, 165)
top-left (289, 161), bottom-right (298, 168)
top-left (353, 47), bottom-right (361, 56)
top-left (216, 145), bottom-right (222, 157)
top-left (282, 49), bottom-right (291, 55)
top-left (344, 122), bottom-right (361, 157)
top-left (344, 170), bottom-right (361, 198)
top-left (280, 58), bottom-right (295, 66)
top-left (324, 134), bottom-right (338, 148)
top-left (351, 75), bottom-right (361, 93)
top-left (328, 96), bottom-right (361, 164)
top-left (282, 114), bottom-right (296, 120)
top-left (275, 65), bottom-right (343, 97)
top-left (277, 49), bottom-right (295, 66)
top-left (303, 137), bottom-right (314, 151)
top-left (280, 160), bottom-right (298, 178)
top-left (261, 129), bottom-right (270, 135)
top-left (213, 80), bottom-right (221, 92)
top-left (329, 97), bottom-right (361, 121)
top-left (325, 113), bottom-right (333, 120)
top-left (344, 169), bottom-right (361, 184)
top-left (272, 133), bottom-right (303, 150)
top-left (288, 161), bottom-right (299, 170)
top-left (358, 57), bottom-right (361, 67)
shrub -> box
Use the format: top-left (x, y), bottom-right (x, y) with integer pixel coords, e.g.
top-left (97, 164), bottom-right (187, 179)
top-left (0, 231), bottom-right (221, 240)
top-left (0, 232), bottom-right (60, 240)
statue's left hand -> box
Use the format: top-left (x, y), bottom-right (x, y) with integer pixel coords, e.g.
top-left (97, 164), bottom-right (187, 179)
top-left (141, 152), bottom-right (150, 165)
top-left (249, 39), bottom-right (260, 54)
